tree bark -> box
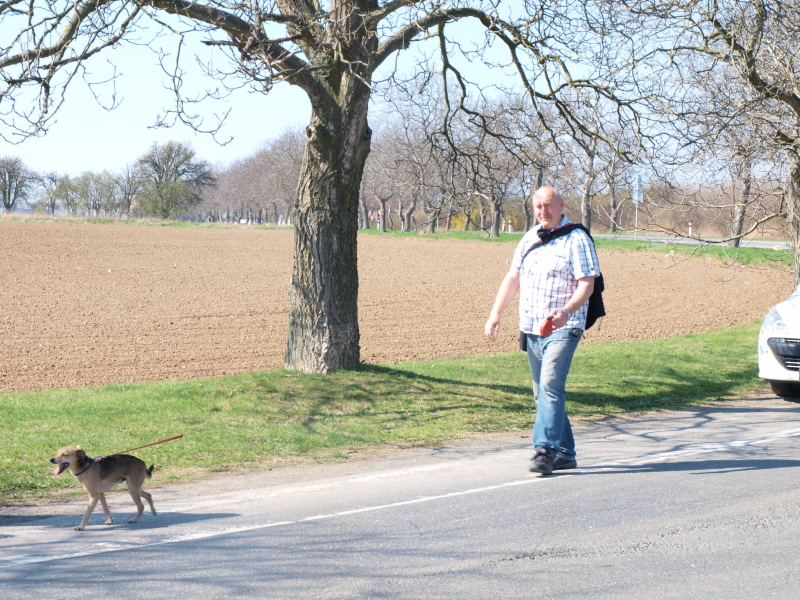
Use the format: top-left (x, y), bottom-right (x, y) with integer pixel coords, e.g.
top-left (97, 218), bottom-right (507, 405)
top-left (285, 86), bottom-right (372, 372)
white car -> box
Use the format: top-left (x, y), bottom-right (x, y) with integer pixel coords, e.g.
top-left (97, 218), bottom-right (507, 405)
top-left (759, 283), bottom-right (800, 399)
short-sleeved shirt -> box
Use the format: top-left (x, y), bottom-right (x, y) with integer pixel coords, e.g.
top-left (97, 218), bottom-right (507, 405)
top-left (511, 216), bottom-right (601, 333)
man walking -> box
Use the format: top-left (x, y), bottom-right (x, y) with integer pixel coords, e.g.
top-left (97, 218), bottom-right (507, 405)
top-left (484, 186), bottom-right (601, 475)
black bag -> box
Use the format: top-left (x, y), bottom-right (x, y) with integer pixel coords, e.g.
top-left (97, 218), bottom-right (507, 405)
top-left (518, 223), bottom-right (605, 351)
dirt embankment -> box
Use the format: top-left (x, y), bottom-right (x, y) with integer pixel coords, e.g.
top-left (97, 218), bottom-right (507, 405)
top-left (0, 221), bottom-right (793, 392)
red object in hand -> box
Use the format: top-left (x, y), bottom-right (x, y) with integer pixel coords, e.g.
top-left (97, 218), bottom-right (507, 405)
top-left (540, 317), bottom-right (556, 337)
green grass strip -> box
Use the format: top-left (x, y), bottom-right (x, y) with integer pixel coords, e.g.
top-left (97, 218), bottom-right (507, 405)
top-left (359, 228), bottom-right (794, 269)
top-left (595, 236), bottom-right (794, 268)
top-left (1, 322), bottom-right (769, 502)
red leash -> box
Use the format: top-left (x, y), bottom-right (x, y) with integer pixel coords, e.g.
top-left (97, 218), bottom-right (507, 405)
top-left (94, 435), bottom-right (184, 461)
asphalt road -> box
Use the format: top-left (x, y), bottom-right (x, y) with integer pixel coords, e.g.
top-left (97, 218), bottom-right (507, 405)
top-left (3, 396), bottom-right (800, 599)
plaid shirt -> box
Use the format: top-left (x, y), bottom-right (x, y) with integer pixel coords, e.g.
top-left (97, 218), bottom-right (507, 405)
top-left (512, 216), bottom-right (601, 333)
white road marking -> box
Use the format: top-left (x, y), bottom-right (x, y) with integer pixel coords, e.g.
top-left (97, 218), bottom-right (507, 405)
top-left (1, 479), bottom-right (545, 566)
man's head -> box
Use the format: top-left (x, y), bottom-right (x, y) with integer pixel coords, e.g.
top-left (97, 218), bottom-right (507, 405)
top-left (532, 186), bottom-right (564, 230)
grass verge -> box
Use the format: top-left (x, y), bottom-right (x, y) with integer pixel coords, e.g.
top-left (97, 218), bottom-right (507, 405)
top-left (362, 227), bottom-right (794, 269)
top-left (596, 236), bottom-right (794, 268)
top-left (1, 322), bottom-right (768, 503)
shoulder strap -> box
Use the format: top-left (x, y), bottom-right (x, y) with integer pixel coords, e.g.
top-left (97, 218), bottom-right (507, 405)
top-left (520, 223), bottom-right (588, 264)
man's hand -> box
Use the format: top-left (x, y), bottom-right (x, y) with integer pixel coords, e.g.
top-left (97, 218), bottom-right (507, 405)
top-left (544, 307), bottom-right (570, 331)
top-left (542, 278), bottom-right (594, 333)
top-left (484, 314), bottom-right (501, 341)
top-left (484, 271), bottom-right (520, 342)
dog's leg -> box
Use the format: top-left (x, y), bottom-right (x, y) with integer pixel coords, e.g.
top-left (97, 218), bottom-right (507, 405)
top-left (126, 485), bottom-right (145, 523)
top-left (76, 496), bottom-right (99, 531)
top-left (99, 493), bottom-right (113, 525)
top-left (140, 489), bottom-right (157, 516)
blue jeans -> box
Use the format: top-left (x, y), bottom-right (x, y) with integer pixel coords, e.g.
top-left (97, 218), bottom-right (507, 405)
top-left (525, 328), bottom-right (582, 459)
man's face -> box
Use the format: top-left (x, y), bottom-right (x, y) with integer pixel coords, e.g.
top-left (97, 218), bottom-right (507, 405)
top-left (533, 191), bottom-right (564, 230)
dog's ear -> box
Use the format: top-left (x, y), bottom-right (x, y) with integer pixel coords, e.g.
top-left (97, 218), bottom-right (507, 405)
top-left (76, 448), bottom-right (85, 460)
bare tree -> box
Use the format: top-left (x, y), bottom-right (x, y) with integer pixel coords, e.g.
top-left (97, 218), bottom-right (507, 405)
top-left (0, 157), bottom-right (34, 212)
top-left (74, 171), bottom-right (120, 216)
top-left (601, 152), bottom-right (629, 234)
top-left (643, 0), bottom-right (800, 281)
top-left (58, 176), bottom-right (80, 216)
top-left (199, 128), bottom-right (303, 223)
top-left (576, 138), bottom-right (598, 232)
top-left (136, 142), bottom-right (215, 219)
top-left (377, 82), bottom-right (450, 234)
top-left (34, 171), bottom-right (64, 214)
top-left (454, 108), bottom-right (524, 237)
top-left (728, 150), bottom-right (754, 248)
top-left (118, 164), bottom-right (144, 219)
top-left (360, 134), bottom-right (396, 232)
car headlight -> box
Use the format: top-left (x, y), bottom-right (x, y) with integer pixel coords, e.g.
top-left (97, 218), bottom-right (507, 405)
top-left (763, 307), bottom-right (788, 332)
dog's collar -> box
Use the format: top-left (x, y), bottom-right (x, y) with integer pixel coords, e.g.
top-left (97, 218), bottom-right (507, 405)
top-left (74, 459), bottom-right (96, 477)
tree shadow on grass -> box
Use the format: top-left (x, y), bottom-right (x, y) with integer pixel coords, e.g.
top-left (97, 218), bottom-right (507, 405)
top-left (355, 363), bottom-right (769, 416)
top-left (241, 362), bottom-right (790, 457)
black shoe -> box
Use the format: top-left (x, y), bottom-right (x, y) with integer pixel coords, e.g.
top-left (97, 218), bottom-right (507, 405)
top-left (529, 447), bottom-right (554, 475)
top-left (552, 455), bottom-right (577, 471)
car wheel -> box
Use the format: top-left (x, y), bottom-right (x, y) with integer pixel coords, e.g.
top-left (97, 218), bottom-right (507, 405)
top-left (769, 380), bottom-right (800, 400)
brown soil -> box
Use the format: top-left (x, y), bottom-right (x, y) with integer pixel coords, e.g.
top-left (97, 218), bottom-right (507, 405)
top-left (0, 221), bottom-right (793, 393)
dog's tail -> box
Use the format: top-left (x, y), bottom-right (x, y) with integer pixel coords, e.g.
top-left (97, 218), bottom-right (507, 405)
top-left (146, 464), bottom-right (155, 479)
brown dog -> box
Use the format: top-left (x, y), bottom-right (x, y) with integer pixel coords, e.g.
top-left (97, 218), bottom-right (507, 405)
top-left (49, 445), bottom-right (156, 531)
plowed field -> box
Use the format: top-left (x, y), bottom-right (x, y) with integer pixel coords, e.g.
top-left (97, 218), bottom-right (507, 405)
top-left (1, 221), bottom-right (793, 392)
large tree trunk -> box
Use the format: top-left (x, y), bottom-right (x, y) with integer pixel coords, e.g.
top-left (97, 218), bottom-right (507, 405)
top-left (285, 87), bottom-right (372, 372)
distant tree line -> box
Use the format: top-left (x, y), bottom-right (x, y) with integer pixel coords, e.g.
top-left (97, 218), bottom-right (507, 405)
top-left (1, 142), bottom-right (214, 220)
top-left (191, 129), bottom-right (304, 225)
top-left (2, 115), bottom-right (789, 246)
top-left (0, 82), bottom-right (791, 246)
